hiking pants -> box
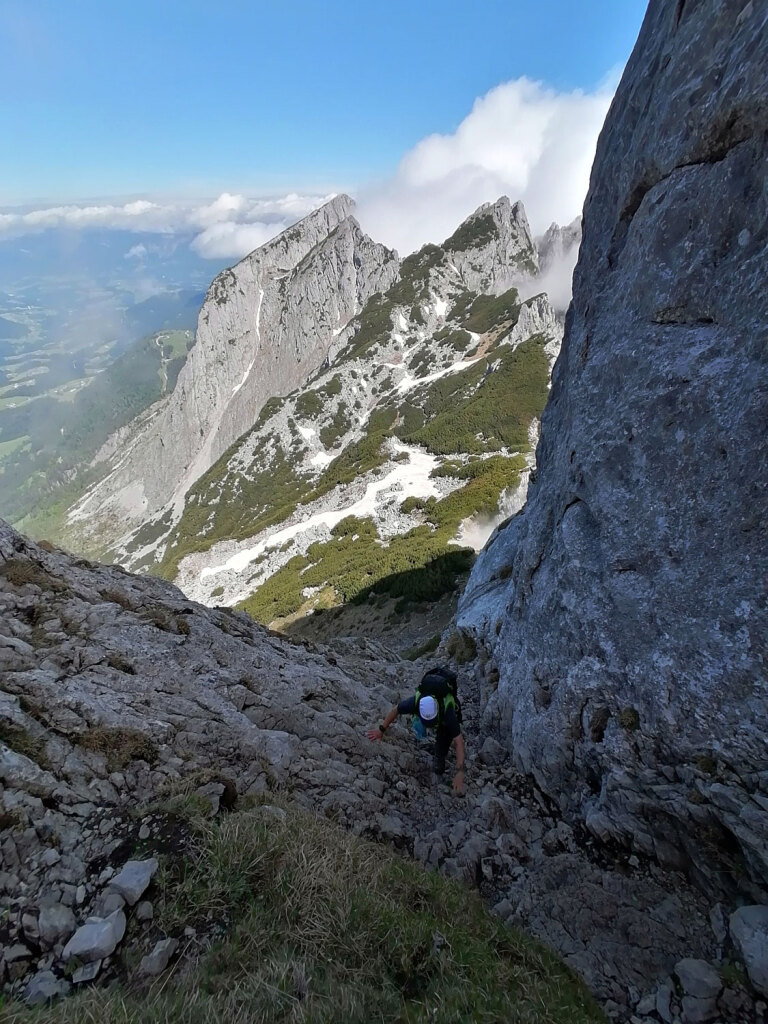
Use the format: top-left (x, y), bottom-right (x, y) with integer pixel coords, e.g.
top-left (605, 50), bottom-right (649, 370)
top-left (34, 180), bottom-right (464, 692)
top-left (432, 728), bottom-right (452, 774)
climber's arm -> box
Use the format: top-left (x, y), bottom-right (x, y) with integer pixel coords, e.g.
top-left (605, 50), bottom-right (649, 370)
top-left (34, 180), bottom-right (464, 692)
top-left (367, 696), bottom-right (415, 741)
top-left (367, 706), bottom-right (399, 741)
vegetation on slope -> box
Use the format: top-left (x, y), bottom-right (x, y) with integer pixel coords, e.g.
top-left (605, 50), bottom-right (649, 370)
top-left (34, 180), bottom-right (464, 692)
top-left (161, 334), bottom-right (548, 600)
top-left (238, 453), bottom-right (525, 625)
top-left (6, 802), bottom-right (603, 1024)
top-left (399, 336), bottom-right (549, 455)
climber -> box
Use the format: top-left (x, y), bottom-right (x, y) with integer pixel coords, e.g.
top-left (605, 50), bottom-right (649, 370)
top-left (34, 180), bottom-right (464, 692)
top-left (367, 665), bottom-right (466, 796)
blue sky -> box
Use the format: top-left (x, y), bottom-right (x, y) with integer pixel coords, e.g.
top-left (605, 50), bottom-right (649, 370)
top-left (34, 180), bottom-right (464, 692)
top-left (1, 0), bottom-right (647, 204)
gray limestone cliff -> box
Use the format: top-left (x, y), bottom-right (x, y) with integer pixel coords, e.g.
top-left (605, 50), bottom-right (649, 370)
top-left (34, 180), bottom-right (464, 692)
top-left (71, 196), bottom-right (398, 530)
top-left (458, 0), bottom-right (768, 896)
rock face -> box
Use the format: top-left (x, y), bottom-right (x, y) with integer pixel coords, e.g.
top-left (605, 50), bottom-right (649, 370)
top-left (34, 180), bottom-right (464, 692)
top-left (0, 518), bottom-right (727, 1008)
top-left (70, 196), bottom-right (399, 532)
top-left (459, 0), bottom-right (768, 895)
top-left (444, 197), bottom-right (539, 293)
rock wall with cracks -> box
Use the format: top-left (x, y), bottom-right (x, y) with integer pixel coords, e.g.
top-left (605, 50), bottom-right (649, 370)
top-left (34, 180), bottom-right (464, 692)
top-left (458, 0), bottom-right (768, 897)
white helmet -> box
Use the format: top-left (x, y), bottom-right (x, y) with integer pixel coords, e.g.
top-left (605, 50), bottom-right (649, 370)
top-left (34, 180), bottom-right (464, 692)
top-left (418, 695), bottom-right (439, 722)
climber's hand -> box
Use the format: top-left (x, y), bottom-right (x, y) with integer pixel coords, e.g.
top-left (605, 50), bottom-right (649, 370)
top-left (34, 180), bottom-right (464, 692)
top-left (367, 728), bottom-right (383, 741)
top-left (452, 770), bottom-right (465, 796)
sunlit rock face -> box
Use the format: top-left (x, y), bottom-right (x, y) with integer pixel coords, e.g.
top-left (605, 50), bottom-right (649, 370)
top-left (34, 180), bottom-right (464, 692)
top-left (459, 0), bottom-right (768, 896)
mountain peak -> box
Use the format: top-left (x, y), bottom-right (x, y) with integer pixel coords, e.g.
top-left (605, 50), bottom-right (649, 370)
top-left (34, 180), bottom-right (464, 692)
top-left (442, 195), bottom-right (538, 293)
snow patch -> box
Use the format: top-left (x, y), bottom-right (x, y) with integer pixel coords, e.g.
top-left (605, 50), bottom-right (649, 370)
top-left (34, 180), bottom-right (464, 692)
top-left (310, 451), bottom-right (334, 468)
top-left (395, 356), bottom-right (478, 395)
top-left (232, 359), bottom-right (254, 396)
top-left (200, 442), bottom-right (440, 581)
top-left (297, 425), bottom-right (316, 440)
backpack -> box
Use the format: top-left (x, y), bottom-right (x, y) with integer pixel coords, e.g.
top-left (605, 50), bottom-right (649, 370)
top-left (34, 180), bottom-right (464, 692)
top-left (414, 665), bottom-right (462, 727)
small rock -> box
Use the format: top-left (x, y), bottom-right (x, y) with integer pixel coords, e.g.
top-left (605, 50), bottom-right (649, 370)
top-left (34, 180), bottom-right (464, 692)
top-left (681, 994), bottom-right (718, 1023)
top-left (41, 848), bottom-right (61, 868)
top-left (395, 780), bottom-right (407, 794)
top-left (255, 804), bottom-right (286, 823)
top-left (709, 903), bottom-right (727, 946)
top-left (72, 960), bottom-right (102, 985)
top-left (75, 885), bottom-right (86, 905)
top-left (656, 977), bottom-right (674, 1023)
top-left (109, 858), bottom-right (158, 905)
top-left (730, 905), bottom-right (768, 996)
top-left (23, 969), bottom-right (70, 1006)
top-left (5, 943), bottom-right (32, 964)
top-left (183, 925), bottom-right (196, 938)
top-left (478, 736), bottom-right (506, 766)
top-left (636, 993), bottom-right (656, 1015)
top-left (675, 959), bottom-right (722, 1000)
top-left (139, 937), bottom-right (179, 977)
top-left (62, 909), bottom-right (126, 963)
top-left (492, 898), bottom-right (514, 921)
top-left (22, 911), bottom-right (39, 945)
top-left (136, 901), bottom-right (154, 922)
top-left (98, 866), bottom-right (115, 885)
top-left (99, 890), bottom-right (126, 916)
top-left (38, 903), bottom-right (76, 949)
top-left (138, 824), bottom-right (151, 841)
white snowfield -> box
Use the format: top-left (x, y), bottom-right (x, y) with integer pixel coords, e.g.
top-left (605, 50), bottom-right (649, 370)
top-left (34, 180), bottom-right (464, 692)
top-left (199, 442), bottom-right (439, 581)
top-left (395, 356), bottom-right (479, 395)
top-left (297, 425), bottom-right (316, 440)
top-left (232, 359), bottom-right (255, 396)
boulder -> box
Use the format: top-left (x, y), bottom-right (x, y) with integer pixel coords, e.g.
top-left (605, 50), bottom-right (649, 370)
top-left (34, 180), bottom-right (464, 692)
top-left (62, 909), bottom-right (126, 962)
top-left (109, 857), bottom-right (158, 906)
top-left (729, 905), bottom-right (768, 996)
top-left (38, 903), bottom-right (77, 949)
top-left (139, 937), bottom-right (179, 977)
top-left (22, 970), bottom-right (70, 1006)
top-left (674, 958), bottom-right (722, 1000)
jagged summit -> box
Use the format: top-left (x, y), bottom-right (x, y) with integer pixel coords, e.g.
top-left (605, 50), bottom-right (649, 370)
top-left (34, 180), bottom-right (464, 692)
top-left (223, 193), bottom-right (356, 274)
top-left (442, 196), bottom-right (538, 294)
top-left (536, 216), bottom-right (582, 272)
top-left (67, 197), bottom-right (398, 536)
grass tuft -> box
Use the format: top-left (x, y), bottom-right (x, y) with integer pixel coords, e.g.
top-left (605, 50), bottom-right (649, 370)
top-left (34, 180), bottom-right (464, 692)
top-left (78, 726), bottom-right (158, 770)
top-left (5, 803), bottom-right (605, 1023)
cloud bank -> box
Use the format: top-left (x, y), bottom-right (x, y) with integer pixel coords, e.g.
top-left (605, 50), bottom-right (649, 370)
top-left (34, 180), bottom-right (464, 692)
top-left (356, 76), bottom-right (615, 254)
top-left (0, 193), bottom-right (333, 260)
top-left (0, 74), bottom-right (615, 266)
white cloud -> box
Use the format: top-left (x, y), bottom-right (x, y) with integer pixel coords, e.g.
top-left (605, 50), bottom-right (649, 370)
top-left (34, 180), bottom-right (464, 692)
top-left (124, 243), bottom-right (147, 260)
top-left (0, 192), bottom-right (335, 260)
top-left (191, 221), bottom-right (284, 259)
top-left (523, 245), bottom-right (580, 312)
top-left (357, 76), bottom-right (615, 255)
top-left (0, 74), bottom-right (616, 273)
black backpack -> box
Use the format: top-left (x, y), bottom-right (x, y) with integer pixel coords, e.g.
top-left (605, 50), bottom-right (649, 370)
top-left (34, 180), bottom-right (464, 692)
top-left (415, 665), bottom-right (462, 725)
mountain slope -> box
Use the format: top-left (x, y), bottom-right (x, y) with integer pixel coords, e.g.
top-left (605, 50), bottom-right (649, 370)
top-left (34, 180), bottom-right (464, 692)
top-left (0, 518), bottom-right (729, 1012)
top-left (117, 198), bottom-right (562, 626)
top-left (65, 196), bottom-right (398, 548)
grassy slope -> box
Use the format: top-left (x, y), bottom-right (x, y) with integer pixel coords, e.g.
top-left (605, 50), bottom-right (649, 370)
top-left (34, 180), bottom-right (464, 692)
top-left (5, 803), bottom-right (604, 1024)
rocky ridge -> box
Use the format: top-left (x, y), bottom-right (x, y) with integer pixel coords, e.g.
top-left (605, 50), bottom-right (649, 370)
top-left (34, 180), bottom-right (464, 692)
top-left (459, 0), bottom-right (768, 904)
top-left (111, 198), bottom-right (564, 630)
top-left (2, 520), bottom-right (767, 1020)
top-left (67, 195), bottom-right (398, 544)
top-left (54, 196), bottom-right (570, 633)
